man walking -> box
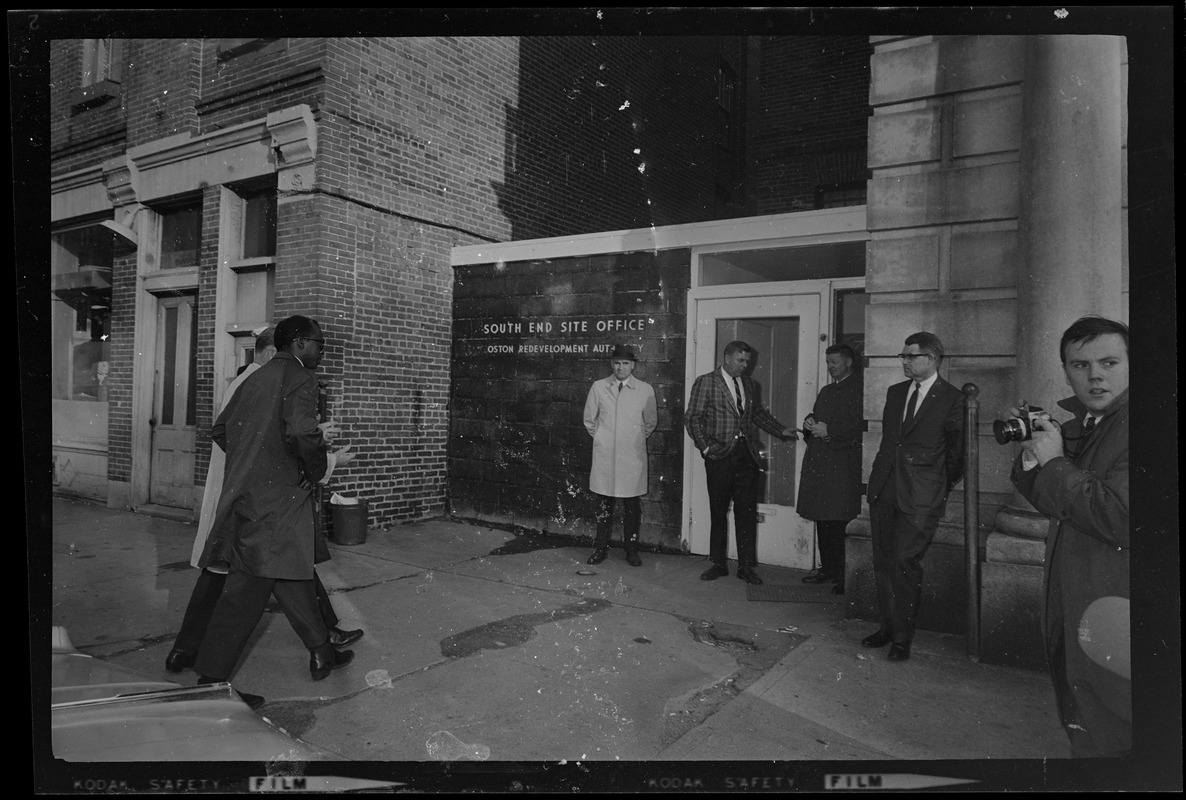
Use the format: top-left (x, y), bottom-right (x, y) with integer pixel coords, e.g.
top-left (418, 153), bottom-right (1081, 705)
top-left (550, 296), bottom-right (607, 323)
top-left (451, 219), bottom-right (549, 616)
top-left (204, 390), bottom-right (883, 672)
top-left (863, 331), bottom-right (964, 661)
top-left (685, 340), bottom-right (797, 585)
top-left (193, 315), bottom-right (356, 690)
top-left (797, 344), bottom-right (864, 595)
top-left (1010, 316), bottom-right (1129, 757)
top-left (583, 345), bottom-right (658, 567)
top-left (164, 326), bottom-right (362, 703)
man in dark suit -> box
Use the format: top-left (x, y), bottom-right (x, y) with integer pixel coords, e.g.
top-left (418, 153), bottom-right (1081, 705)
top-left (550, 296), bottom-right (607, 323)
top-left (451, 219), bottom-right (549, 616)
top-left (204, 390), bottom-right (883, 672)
top-left (797, 344), bottom-right (864, 595)
top-left (863, 331), bottom-right (965, 661)
top-left (193, 315), bottom-right (357, 692)
top-left (163, 329), bottom-right (363, 706)
top-left (685, 340), bottom-right (797, 586)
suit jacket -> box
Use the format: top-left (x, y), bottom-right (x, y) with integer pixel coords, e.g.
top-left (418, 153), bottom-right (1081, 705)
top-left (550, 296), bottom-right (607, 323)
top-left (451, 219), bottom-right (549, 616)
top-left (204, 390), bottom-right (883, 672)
top-left (867, 375), bottom-right (965, 522)
top-left (1012, 389), bottom-right (1129, 715)
top-left (796, 373), bottom-right (864, 521)
top-left (685, 369), bottom-right (788, 467)
top-left (198, 351), bottom-right (330, 580)
top-left (584, 375), bottom-right (658, 497)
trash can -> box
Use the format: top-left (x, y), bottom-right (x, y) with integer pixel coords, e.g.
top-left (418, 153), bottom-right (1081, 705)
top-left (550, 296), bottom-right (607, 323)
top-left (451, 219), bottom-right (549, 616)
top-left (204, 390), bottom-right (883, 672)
top-left (330, 499), bottom-right (368, 546)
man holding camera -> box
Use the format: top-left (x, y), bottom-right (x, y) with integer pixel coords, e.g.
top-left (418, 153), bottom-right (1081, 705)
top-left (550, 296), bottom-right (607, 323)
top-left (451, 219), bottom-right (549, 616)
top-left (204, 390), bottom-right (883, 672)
top-left (1009, 315), bottom-right (1130, 758)
top-left (863, 332), bottom-right (965, 661)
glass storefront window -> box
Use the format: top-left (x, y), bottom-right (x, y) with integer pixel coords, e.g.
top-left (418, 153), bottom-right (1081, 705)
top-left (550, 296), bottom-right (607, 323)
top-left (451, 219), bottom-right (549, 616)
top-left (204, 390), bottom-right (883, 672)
top-left (52, 224), bottom-right (114, 402)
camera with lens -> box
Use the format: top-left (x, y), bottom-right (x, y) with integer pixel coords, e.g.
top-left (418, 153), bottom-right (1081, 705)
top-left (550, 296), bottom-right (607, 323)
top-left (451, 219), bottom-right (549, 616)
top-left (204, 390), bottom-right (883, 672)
top-left (993, 404), bottom-right (1048, 445)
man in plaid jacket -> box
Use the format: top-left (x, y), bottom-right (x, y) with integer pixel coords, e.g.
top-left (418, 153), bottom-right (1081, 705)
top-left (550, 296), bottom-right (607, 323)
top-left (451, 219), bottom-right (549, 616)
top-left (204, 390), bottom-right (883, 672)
top-left (685, 340), bottom-right (798, 585)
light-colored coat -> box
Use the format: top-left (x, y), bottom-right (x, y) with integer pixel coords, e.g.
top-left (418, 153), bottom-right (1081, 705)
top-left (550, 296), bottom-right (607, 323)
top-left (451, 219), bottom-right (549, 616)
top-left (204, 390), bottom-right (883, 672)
top-left (190, 362), bottom-right (262, 568)
top-left (584, 375), bottom-right (657, 498)
top-left (198, 351), bottom-right (330, 580)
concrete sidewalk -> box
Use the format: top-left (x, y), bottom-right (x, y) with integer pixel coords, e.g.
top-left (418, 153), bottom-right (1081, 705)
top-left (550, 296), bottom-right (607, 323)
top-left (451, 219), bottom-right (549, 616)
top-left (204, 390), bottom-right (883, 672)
top-left (44, 495), bottom-right (1103, 786)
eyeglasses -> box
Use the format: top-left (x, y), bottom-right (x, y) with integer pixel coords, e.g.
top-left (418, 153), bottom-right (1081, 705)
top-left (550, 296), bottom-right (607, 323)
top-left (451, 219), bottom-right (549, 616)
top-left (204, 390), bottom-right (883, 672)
top-left (301, 337), bottom-right (326, 345)
top-left (897, 353), bottom-right (933, 362)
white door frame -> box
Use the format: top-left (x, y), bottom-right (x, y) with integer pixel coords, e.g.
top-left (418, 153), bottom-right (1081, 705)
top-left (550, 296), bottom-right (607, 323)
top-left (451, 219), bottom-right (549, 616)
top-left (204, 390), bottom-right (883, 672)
top-left (681, 280), bottom-right (834, 565)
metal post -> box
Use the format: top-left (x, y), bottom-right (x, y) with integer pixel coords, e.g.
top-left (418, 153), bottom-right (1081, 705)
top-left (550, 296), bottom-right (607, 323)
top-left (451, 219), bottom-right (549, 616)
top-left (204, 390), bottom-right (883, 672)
top-left (962, 383), bottom-right (981, 661)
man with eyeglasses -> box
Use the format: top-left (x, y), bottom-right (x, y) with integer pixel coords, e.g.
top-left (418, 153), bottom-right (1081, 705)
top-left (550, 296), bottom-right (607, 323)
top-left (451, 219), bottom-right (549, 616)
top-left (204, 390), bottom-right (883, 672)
top-left (193, 315), bottom-right (358, 695)
top-left (862, 332), bottom-right (965, 661)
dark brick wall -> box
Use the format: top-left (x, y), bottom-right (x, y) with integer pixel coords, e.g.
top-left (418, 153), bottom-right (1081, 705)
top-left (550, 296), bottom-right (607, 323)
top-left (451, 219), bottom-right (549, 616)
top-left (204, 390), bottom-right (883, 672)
top-left (503, 36), bottom-right (749, 238)
top-left (449, 250), bottom-right (690, 550)
top-left (750, 36), bottom-right (873, 214)
top-left (49, 39), bottom-right (128, 173)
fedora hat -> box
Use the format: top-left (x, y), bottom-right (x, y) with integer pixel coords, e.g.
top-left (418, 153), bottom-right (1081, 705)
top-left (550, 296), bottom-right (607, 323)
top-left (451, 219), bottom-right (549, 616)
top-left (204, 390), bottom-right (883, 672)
top-left (610, 344), bottom-right (638, 361)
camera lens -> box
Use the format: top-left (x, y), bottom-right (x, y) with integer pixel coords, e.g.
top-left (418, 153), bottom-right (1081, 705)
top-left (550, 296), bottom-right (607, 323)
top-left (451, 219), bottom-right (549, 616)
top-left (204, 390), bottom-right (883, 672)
top-left (993, 418), bottom-right (1025, 445)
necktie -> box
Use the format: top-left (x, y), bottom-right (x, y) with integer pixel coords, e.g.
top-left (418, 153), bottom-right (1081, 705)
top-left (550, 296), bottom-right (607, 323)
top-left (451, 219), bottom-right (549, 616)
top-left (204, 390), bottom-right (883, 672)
top-left (1083, 415), bottom-right (1096, 436)
top-left (732, 377), bottom-right (744, 415)
top-left (618, 381), bottom-right (625, 393)
top-left (904, 382), bottom-right (920, 425)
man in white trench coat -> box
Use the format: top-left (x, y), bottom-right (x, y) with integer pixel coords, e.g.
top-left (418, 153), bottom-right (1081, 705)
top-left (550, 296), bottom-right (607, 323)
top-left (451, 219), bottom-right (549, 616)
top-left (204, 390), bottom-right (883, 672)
top-left (583, 345), bottom-right (658, 566)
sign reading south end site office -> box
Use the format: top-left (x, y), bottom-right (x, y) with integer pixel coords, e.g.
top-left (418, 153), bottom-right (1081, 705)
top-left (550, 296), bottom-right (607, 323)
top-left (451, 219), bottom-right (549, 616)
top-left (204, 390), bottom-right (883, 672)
top-left (465, 316), bottom-right (649, 356)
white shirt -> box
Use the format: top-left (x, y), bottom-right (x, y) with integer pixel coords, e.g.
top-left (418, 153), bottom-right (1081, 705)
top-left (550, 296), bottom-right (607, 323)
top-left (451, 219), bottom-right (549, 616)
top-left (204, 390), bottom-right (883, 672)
top-left (903, 372), bottom-right (938, 421)
top-left (720, 366), bottom-right (745, 411)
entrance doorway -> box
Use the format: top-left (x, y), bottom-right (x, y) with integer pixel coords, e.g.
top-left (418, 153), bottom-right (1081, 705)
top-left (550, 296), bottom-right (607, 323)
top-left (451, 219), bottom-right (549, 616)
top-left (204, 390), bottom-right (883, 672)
top-left (685, 293), bottom-right (821, 569)
top-left (149, 294), bottom-right (198, 507)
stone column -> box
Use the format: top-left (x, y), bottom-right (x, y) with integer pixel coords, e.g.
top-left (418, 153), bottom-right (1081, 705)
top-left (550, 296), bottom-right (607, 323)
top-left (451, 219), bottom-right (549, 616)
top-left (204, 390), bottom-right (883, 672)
top-left (994, 35), bottom-right (1123, 539)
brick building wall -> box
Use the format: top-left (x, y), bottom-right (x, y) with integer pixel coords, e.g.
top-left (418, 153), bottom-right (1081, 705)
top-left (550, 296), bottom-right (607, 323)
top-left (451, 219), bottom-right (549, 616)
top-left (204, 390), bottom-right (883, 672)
top-left (749, 36), bottom-right (872, 214)
top-left (49, 34), bottom-right (874, 532)
top-left (49, 40), bottom-right (127, 174)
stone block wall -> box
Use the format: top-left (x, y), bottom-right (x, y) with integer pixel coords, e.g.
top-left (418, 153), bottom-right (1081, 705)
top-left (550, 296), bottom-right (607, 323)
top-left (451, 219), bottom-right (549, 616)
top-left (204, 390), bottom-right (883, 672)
top-left (449, 250), bottom-right (690, 550)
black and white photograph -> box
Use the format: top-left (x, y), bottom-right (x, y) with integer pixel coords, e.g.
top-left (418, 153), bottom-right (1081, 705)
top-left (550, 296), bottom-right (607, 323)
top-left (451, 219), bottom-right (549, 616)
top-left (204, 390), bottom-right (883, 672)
top-left (17, 6), bottom-right (1177, 793)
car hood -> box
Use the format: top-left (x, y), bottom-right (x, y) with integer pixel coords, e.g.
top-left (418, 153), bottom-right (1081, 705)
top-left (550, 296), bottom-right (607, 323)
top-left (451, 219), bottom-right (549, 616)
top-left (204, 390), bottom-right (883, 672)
top-left (51, 639), bottom-right (338, 762)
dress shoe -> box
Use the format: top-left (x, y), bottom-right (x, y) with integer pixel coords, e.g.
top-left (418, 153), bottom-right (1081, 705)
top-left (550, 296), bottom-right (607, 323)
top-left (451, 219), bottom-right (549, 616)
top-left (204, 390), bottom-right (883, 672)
top-left (861, 629), bottom-right (892, 648)
top-left (887, 642), bottom-right (911, 661)
top-left (801, 569), bottom-right (837, 584)
top-left (310, 642), bottom-right (355, 681)
top-left (736, 567), bottom-right (764, 585)
top-left (831, 582), bottom-right (845, 595)
top-left (329, 626), bottom-right (364, 649)
top-left (700, 563), bottom-right (728, 581)
top-left (165, 648), bottom-right (196, 673)
top-left (196, 676), bottom-right (265, 710)
top-left (587, 550), bottom-right (608, 565)
top-left (625, 549), bottom-right (642, 567)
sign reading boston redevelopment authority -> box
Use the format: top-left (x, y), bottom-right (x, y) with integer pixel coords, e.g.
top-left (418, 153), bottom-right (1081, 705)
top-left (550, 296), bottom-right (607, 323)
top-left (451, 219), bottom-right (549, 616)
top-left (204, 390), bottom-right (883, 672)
top-left (456, 315), bottom-right (650, 357)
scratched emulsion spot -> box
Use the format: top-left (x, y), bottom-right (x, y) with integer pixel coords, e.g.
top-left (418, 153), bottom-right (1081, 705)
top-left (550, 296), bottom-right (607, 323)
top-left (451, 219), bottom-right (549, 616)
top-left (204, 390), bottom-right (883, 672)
top-left (427, 730), bottom-right (490, 761)
top-left (440, 598), bottom-right (611, 658)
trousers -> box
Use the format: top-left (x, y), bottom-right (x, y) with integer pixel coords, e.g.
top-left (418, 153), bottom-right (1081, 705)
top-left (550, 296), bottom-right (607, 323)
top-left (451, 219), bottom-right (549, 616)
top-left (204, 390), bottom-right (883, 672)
top-left (705, 444), bottom-right (760, 568)
top-left (193, 569), bottom-right (330, 680)
top-left (815, 519), bottom-right (850, 576)
top-left (869, 492), bottom-right (938, 643)
top-left (593, 494), bottom-right (641, 551)
top-left (175, 568), bottom-right (339, 654)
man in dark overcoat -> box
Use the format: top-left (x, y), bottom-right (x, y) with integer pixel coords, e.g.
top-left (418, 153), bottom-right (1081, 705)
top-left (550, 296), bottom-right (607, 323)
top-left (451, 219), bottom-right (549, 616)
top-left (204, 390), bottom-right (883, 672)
top-left (796, 344), bottom-right (863, 594)
top-left (193, 315), bottom-right (356, 687)
top-left (1010, 315), bottom-right (1130, 757)
top-left (863, 331), bottom-right (965, 661)
top-left (685, 340), bottom-right (797, 586)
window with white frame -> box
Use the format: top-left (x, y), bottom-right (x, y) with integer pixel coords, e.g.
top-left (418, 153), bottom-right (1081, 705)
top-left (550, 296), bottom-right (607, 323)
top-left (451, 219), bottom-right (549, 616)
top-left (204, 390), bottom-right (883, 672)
top-left (228, 181), bottom-right (277, 336)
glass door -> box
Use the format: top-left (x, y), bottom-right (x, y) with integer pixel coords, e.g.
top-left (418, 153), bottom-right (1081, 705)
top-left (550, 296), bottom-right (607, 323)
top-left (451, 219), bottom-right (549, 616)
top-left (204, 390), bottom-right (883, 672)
top-left (686, 294), bottom-right (821, 569)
